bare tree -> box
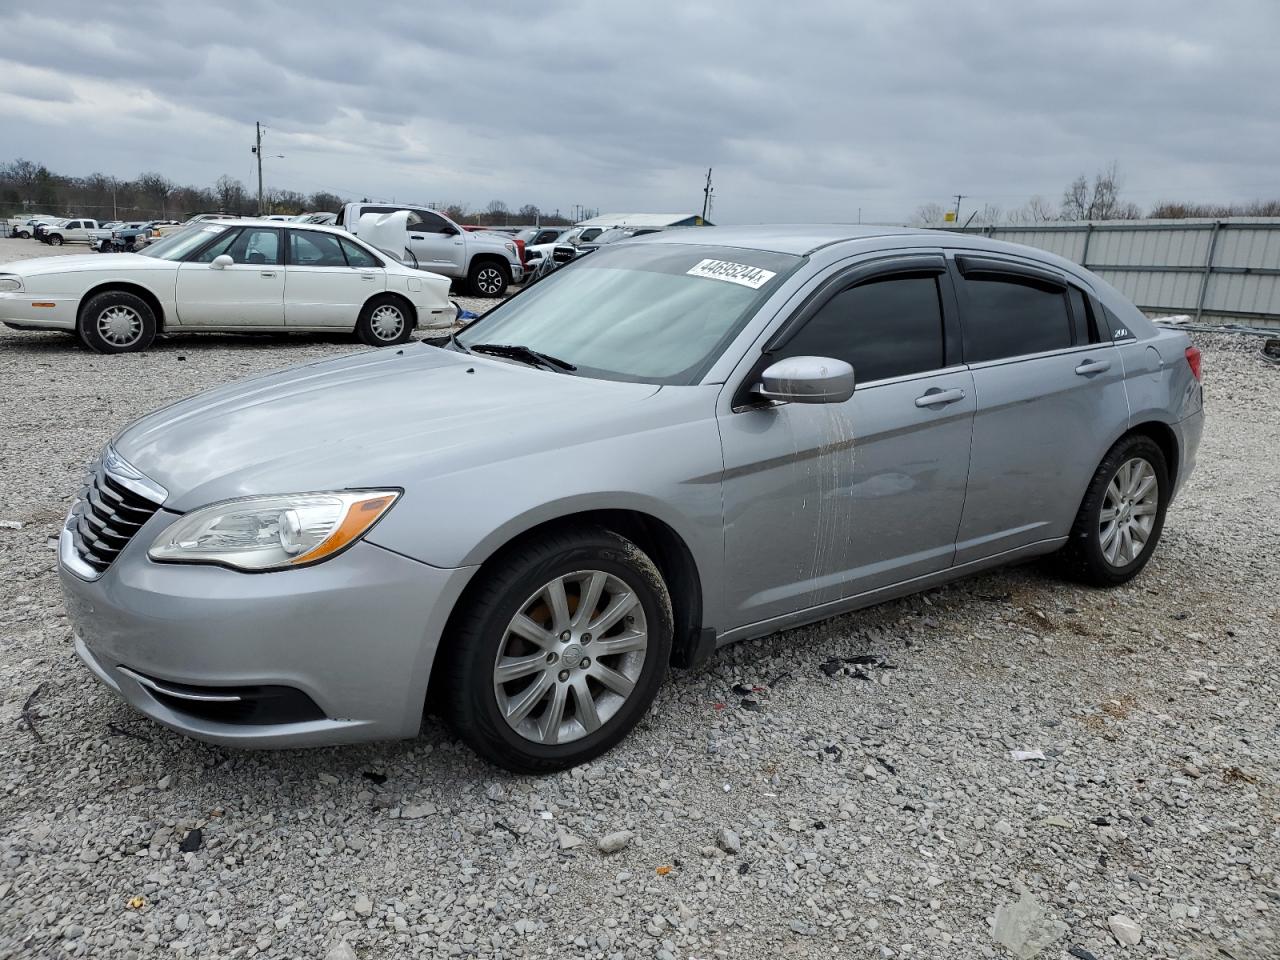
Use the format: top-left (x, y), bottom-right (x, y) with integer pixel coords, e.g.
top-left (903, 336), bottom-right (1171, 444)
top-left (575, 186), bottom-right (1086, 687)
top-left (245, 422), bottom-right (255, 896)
top-left (215, 175), bottom-right (247, 213)
top-left (1060, 163), bottom-right (1142, 221)
top-left (443, 204), bottom-right (467, 223)
top-left (308, 191), bottom-right (344, 213)
top-left (136, 172), bottom-right (173, 219)
top-left (912, 202), bottom-right (946, 226)
top-left (3, 159), bottom-right (44, 207)
top-left (517, 203), bottom-right (541, 223)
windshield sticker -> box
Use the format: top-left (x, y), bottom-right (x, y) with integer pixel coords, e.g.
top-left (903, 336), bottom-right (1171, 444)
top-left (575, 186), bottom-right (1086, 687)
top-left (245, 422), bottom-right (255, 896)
top-left (686, 259), bottom-right (777, 289)
top-left (202, 225), bottom-right (227, 233)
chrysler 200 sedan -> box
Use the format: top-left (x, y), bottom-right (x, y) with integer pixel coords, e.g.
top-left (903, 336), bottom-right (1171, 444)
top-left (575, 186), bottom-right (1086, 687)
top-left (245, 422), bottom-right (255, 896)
top-left (58, 225), bottom-right (1204, 772)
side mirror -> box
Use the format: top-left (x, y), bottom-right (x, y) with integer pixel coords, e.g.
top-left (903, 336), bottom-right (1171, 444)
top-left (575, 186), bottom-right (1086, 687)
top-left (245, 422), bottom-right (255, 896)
top-left (209, 255), bottom-right (233, 270)
top-left (755, 356), bottom-right (855, 404)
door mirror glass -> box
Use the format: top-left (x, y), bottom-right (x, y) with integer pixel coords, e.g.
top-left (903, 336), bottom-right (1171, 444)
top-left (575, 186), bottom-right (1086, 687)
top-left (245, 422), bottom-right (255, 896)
top-left (755, 356), bottom-right (855, 404)
top-left (210, 254), bottom-right (234, 270)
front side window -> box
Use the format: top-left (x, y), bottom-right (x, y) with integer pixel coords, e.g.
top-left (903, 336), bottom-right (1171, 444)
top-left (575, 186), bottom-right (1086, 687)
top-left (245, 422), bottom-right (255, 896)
top-left (774, 274), bottom-right (946, 384)
top-left (192, 227), bottom-right (281, 265)
top-left (289, 231), bottom-right (347, 267)
top-left (958, 274), bottom-right (1073, 362)
top-left (455, 243), bottom-right (801, 384)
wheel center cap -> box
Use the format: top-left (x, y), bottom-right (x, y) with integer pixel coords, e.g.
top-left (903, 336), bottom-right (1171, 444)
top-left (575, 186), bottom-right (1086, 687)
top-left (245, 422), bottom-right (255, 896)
top-left (562, 643), bottom-right (583, 663)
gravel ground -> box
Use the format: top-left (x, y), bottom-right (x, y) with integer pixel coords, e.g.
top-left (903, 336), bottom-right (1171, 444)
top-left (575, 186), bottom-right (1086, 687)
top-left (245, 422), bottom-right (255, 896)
top-left (0, 251), bottom-right (1276, 960)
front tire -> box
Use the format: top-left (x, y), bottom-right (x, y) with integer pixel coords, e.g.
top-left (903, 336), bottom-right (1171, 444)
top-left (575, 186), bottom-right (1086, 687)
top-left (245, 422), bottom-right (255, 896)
top-left (1058, 435), bottom-right (1169, 587)
top-left (77, 290), bottom-right (157, 354)
top-left (355, 295), bottom-right (414, 347)
top-left (468, 259), bottom-right (509, 297)
top-left (18, 230), bottom-right (30, 240)
top-left (442, 526), bottom-right (674, 773)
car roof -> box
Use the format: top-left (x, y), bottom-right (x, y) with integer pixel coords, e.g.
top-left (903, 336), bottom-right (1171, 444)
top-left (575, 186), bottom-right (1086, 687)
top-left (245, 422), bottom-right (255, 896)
top-left (206, 218), bottom-right (351, 236)
top-left (639, 223), bottom-right (934, 256)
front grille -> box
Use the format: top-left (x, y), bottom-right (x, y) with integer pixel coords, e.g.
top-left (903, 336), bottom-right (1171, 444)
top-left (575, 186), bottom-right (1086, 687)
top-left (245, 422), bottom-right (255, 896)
top-left (70, 458), bottom-right (164, 573)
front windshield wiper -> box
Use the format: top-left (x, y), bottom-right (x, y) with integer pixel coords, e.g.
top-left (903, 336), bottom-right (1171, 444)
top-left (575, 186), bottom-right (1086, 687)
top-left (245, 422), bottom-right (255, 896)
top-left (467, 343), bottom-right (577, 372)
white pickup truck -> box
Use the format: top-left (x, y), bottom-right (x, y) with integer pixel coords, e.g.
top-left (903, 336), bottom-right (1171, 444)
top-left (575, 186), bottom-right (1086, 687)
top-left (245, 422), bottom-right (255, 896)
top-left (336, 202), bottom-right (523, 296)
top-left (40, 218), bottom-right (102, 246)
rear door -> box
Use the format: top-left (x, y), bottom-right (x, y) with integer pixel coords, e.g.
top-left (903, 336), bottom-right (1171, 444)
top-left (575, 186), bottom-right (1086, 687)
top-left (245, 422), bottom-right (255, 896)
top-left (718, 253), bottom-right (975, 628)
top-left (175, 226), bottom-right (285, 326)
top-left (406, 210), bottom-right (465, 276)
top-left (951, 254), bottom-right (1127, 562)
top-left (284, 229), bottom-right (383, 327)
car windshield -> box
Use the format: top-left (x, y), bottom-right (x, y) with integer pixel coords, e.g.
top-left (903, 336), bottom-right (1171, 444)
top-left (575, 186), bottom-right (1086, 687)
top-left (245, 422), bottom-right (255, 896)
top-left (139, 224), bottom-right (229, 260)
top-left (454, 243), bottom-right (801, 385)
top-left (589, 228), bottom-right (636, 244)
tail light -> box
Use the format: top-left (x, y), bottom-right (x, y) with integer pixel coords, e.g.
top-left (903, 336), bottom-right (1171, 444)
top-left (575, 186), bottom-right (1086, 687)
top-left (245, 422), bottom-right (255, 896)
top-left (1185, 345), bottom-right (1202, 381)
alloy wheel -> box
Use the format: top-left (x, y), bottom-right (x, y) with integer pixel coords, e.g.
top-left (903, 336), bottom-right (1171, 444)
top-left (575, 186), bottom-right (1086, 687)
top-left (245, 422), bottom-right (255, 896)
top-left (96, 305), bottom-right (143, 347)
top-left (493, 569), bottom-right (648, 745)
top-left (1099, 457), bottom-right (1158, 567)
top-left (369, 303), bottom-right (405, 341)
top-left (477, 267), bottom-right (504, 295)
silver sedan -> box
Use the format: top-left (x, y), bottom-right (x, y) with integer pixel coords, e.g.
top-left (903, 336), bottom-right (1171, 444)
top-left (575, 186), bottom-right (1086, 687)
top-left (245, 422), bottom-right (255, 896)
top-left (58, 225), bottom-right (1204, 772)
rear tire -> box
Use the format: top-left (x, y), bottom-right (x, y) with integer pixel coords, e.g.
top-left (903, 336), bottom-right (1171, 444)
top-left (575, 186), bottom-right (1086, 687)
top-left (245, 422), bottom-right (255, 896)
top-left (1057, 434), bottom-right (1169, 587)
top-left (48, 235), bottom-right (63, 246)
top-left (18, 230), bottom-right (30, 240)
top-left (77, 290), bottom-right (157, 354)
top-left (468, 259), bottom-right (509, 297)
top-left (442, 525), bottom-right (673, 773)
top-left (355, 295), bottom-right (414, 347)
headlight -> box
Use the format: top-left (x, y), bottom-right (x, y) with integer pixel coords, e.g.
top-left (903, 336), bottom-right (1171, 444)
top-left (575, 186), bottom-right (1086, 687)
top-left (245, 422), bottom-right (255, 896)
top-left (149, 490), bottom-right (399, 571)
top-left (504, 242), bottom-right (517, 256)
top-left (0, 276), bottom-right (21, 292)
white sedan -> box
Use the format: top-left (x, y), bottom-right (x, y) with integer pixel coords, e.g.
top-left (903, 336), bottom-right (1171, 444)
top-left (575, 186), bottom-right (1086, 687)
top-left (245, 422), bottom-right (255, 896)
top-left (0, 220), bottom-right (456, 353)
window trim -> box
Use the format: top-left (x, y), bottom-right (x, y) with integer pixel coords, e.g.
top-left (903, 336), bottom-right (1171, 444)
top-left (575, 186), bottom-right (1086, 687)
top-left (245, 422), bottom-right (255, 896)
top-left (732, 253), bottom-right (957, 408)
top-left (954, 254), bottom-right (1068, 290)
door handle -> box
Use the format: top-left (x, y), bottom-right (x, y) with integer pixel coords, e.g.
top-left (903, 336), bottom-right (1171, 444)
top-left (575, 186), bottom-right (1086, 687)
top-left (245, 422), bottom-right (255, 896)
top-left (915, 387), bottom-right (966, 408)
top-left (260, 271), bottom-right (276, 278)
top-left (1074, 358), bottom-right (1112, 376)
top-left (361, 274), bottom-right (375, 281)
top-left (410, 235), bottom-right (425, 240)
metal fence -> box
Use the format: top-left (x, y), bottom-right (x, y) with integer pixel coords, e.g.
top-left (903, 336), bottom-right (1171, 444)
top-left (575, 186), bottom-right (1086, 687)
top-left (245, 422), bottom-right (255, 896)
top-left (951, 218), bottom-right (1280, 329)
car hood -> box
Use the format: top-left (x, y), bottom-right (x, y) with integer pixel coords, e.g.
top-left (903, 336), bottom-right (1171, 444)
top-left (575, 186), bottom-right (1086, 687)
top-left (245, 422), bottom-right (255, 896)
top-left (113, 346), bottom-right (662, 510)
top-left (7, 253), bottom-right (169, 276)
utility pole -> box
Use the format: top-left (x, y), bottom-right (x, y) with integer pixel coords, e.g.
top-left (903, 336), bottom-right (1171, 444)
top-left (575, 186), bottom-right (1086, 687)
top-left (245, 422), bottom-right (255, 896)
top-left (110, 177), bottom-right (117, 220)
top-left (254, 122), bottom-right (264, 215)
top-left (701, 167), bottom-right (714, 220)
top-left (952, 193), bottom-right (967, 224)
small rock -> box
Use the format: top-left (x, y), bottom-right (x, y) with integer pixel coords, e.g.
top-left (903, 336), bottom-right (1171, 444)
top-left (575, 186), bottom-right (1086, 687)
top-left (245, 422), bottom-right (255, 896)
top-left (325, 942), bottom-right (358, 960)
top-left (0, 519), bottom-right (24, 530)
top-left (557, 830), bottom-right (584, 850)
top-left (62, 925), bottom-right (85, 940)
top-left (597, 831), bottom-right (634, 854)
top-left (400, 803), bottom-right (436, 820)
top-left (157, 774), bottom-right (172, 790)
top-left (353, 894), bottom-right (373, 917)
top-left (1068, 948), bottom-right (1098, 960)
top-left (716, 828), bottom-right (741, 854)
top-left (1108, 914), bottom-right (1141, 945)
top-left (1041, 815), bottom-right (1071, 829)
top-left (318, 773), bottom-right (339, 784)
top-left (175, 914), bottom-right (189, 932)
top-left (1010, 749), bottom-right (1046, 762)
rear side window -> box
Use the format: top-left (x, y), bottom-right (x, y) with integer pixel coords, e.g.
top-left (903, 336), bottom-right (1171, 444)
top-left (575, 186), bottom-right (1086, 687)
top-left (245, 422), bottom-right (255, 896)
top-left (290, 231), bottom-right (347, 267)
top-left (776, 275), bottom-right (946, 384)
top-left (958, 275), bottom-right (1072, 362)
top-left (340, 238), bottom-right (379, 268)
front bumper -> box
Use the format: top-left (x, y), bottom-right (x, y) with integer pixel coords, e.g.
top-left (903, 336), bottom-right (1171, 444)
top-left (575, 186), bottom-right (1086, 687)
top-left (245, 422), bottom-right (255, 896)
top-left (59, 512), bottom-right (476, 748)
top-left (0, 292), bottom-right (78, 330)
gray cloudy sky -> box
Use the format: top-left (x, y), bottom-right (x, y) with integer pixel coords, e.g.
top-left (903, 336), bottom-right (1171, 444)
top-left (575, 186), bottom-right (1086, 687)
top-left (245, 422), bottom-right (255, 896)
top-left (1, 1), bottom-right (1277, 222)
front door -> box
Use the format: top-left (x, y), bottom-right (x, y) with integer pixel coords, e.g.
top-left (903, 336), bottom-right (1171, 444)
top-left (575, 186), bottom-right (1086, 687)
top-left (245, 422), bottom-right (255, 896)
top-left (406, 210), bottom-right (466, 276)
top-left (718, 256), bottom-right (974, 630)
top-left (176, 226), bottom-right (285, 326)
